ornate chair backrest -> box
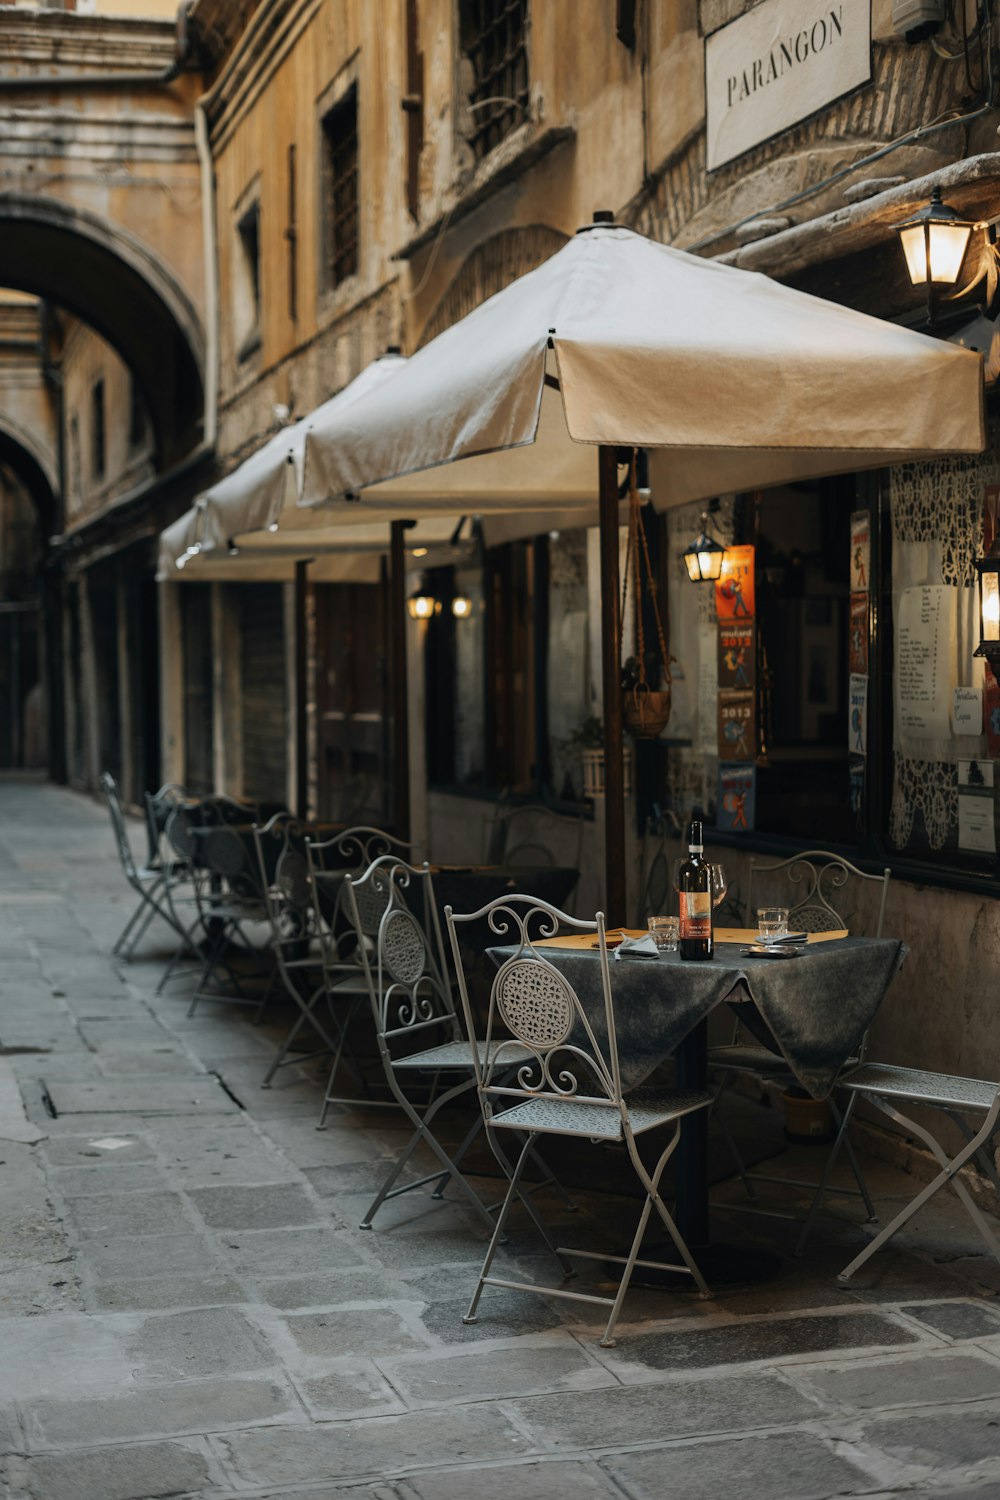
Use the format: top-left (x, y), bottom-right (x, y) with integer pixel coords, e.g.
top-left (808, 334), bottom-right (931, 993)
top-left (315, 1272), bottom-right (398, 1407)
top-left (253, 814), bottom-right (315, 958)
top-left (745, 850), bottom-right (891, 939)
top-left (343, 857), bottom-right (456, 1051)
top-left (445, 896), bottom-right (624, 1125)
top-left (639, 806), bottom-right (681, 922)
top-left (144, 783), bottom-right (187, 869)
top-left (200, 824), bottom-right (265, 903)
top-left (100, 772), bottom-right (138, 882)
top-left (305, 826), bottom-right (410, 954)
top-left (482, 798), bottom-right (584, 871)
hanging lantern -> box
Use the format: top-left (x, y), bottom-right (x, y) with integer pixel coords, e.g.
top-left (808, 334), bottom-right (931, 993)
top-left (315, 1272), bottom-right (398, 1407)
top-left (683, 513), bottom-right (726, 583)
top-left (895, 189), bottom-right (975, 323)
top-left (451, 594), bottom-right (473, 618)
top-left (407, 585), bottom-right (439, 620)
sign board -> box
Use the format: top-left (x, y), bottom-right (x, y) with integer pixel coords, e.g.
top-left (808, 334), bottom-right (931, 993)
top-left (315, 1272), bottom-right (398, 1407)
top-left (706, 0), bottom-right (872, 171)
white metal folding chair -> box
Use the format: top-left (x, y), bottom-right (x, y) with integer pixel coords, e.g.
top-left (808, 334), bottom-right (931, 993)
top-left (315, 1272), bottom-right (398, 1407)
top-left (100, 773), bottom-right (190, 961)
top-left (306, 826), bottom-right (411, 1126)
top-left (709, 851), bottom-right (891, 1251)
top-left (446, 895), bottom-right (712, 1347)
top-left (344, 856), bottom-right (507, 1233)
top-left (836, 1064), bottom-right (1000, 1283)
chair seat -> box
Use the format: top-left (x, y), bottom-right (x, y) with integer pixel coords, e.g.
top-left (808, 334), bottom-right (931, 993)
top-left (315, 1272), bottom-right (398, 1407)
top-left (393, 1038), bottom-right (532, 1072)
top-left (842, 1063), bottom-right (999, 1112)
top-left (490, 1086), bottom-right (712, 1140)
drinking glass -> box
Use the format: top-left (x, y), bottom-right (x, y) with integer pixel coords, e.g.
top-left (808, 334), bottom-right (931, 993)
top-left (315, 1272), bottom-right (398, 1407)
top-left (709, 863), bottom-right (728, 911)
top-left (647, 915), bottom-right (679, 951)
top-left (757, 906), bottom-right (789, 945)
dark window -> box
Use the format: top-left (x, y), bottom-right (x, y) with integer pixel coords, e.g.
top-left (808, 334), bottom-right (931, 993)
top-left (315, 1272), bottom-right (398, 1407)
top-left (236, 200), bottom-right (261, 359)
top-left (286, 142), bottom-right (298, 323)
top-left (458, 0), bottom-right (529, 161)
top-left (128, 374), bottom-right (147, 449)
top-left (321, 87), bottom-right (359, 287)
top-left (90, 378), bottom-right (105, 480)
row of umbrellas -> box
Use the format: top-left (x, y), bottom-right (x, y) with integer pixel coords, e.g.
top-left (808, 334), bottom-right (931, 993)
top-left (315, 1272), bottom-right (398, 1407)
top-left (158, 220), bottom-right (986, 915)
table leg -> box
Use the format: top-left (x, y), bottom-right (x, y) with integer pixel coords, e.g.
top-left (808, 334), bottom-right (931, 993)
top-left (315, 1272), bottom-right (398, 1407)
top-left (675, 1017), bottom-right (709, 1247)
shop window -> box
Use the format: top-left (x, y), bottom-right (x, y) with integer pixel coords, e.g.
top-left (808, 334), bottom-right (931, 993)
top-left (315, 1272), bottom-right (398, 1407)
top-left (458, 0), bottom-right (529, 162)
top-left (234, 199), bottom-right (261, 361)
top-left (321, 86), bottom-right (359, 289)
top-left (90, 378), bottom-right (105, 481)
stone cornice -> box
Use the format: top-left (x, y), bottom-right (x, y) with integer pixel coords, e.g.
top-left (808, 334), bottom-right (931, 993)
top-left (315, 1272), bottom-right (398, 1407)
top-left (0, 11), bottom-right (178, 77)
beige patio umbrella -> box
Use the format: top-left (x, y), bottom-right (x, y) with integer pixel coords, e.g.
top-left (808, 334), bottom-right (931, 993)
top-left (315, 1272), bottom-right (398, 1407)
top-left (298, 219), bottom-right (985, 921)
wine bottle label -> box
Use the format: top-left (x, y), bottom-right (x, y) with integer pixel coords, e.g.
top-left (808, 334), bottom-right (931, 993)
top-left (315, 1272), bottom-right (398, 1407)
top-left (679, 891), bottom-right (712, 938)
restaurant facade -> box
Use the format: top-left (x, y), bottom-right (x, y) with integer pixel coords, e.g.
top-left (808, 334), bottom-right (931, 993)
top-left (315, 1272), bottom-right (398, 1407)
top-left (6, 0), bottom-right (1000, 1174)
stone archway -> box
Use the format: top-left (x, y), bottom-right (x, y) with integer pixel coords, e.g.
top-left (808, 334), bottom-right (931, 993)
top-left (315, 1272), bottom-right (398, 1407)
top-left (0, 195), bottom-right (206, 467)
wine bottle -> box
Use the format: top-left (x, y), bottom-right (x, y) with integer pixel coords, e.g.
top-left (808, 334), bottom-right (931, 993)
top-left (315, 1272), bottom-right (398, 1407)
top-left (678, 818), bottom-right (713, 961)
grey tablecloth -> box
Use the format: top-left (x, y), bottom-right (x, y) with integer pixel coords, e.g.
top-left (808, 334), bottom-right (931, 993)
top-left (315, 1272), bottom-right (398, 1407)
top-left (487, 937), bottom-right (907, 1099)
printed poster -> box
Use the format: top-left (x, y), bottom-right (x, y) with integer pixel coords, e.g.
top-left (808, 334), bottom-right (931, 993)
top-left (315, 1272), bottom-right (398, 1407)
top-left (718, 620), bottom-right (755, 691)
top-left (952, 686), bottom-right (984, 736)
top-left (715, 545), bottom-right (755, 622)
top-left (986, 664), bottom-right (1000, 758)
top-left (849, 594), bottom-right (868, 675)
top-left (958, 759), bottom-right (996, 855)
top-left (717, 690), bottom-right (756, 761)
top-left (717, 762), bottom-right (756, 832)
top-left (895, 584), bottom-right (957, 739)
top-left (849, 753), bottom-right (865, 821)
top-left (850, 511), bottom-right (870, 593)
top-left (849, 673), bottom-right (868, 756)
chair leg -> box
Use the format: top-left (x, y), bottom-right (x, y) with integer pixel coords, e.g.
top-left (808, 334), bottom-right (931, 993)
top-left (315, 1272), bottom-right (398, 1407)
top-left (795, 1092), bottom-right (876, 1257)
top-left (111, 896), bottom-right (149, 958)
top-left (117, 898), bottom-right (157, 961)
top-left (463, 1135), bottom-right (535, 1326)
top-left (711, 1070), bottom-right (759, 1203)
top-left (838, 1096), bottom-right (1000, 1283)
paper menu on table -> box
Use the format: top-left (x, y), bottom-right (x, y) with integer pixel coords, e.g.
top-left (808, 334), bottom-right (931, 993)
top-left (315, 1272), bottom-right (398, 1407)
top-left (895, 585), bottom-right (957, 739)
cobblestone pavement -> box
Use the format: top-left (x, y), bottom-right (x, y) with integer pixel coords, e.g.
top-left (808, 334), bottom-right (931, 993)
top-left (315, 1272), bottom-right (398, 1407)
top-left (4, 780), bottom-right (1000, 1499)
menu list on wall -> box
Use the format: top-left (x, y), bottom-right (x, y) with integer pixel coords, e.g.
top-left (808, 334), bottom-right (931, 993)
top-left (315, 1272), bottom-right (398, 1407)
top-left (895, 585), bottom-right (956, 739)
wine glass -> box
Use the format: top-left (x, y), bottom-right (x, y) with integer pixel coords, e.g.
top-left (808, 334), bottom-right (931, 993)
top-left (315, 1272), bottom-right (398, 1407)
top-left (709, 863), bottom-right (728, 912)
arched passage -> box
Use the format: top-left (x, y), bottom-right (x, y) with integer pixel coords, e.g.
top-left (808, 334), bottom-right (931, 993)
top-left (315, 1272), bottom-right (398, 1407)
top-left (0, 195), bottom-right (205, 469)
top-left (0, 417), bottom-right (57, 541)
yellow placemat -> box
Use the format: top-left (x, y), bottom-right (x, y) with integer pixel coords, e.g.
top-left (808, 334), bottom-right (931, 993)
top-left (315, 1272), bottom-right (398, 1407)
top-left (533, 929), bottom-right (645, 951)
top-left (714, 927), bottom-right (848, 944)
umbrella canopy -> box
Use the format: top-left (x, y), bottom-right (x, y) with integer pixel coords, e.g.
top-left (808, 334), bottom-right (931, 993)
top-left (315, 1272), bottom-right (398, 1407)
top-left (159, 351), bottom-right (409, 575)
top-left (300, 223), bottom-right (984, 511)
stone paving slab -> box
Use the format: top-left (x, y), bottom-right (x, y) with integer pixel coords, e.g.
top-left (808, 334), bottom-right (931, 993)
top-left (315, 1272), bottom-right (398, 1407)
top-left (124, 1307), bottom-right (279, 1382)
top-left (509, 1368), bottom-right (823, 1449)
top-left (294, 1358), bottom-right (408, 1420)
top-left (43, 1077), bottom-right (239, 1115)
top-left (402, 1456), bottom-right (628, 1499)
top-left (601, 1430), bottom-right (880, 1500)
top-left (20, 1375), bottom-right (301, 1449)
top-left (863, 1403), bottom-right (1000, 1474)
top-left (88, 1274), bottom-right (249, 1313)
top-left (902, 1299), bottom-right (1000, 1340)
top-left (214, 1406), bottom-right (536, 1488)
top-left (187, 1183), bottom-right (322, 1230)
top-left (793, 1347), bottom-right (1000, 1412)
top-left (7, 1438), bottom-right (213, 1500)
top-left (63, 1189), bottom-right (195, 1239)
top-left (598, 1309), bottom-right (925, 1376)
top-left (383, 1336), bottom-right (616, 1406)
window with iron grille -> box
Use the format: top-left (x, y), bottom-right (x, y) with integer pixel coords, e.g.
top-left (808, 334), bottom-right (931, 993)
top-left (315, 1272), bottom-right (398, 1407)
top-left (458, 0), bottom-right (529, 162)
top-left (321, 86), bottom-right (359, 288)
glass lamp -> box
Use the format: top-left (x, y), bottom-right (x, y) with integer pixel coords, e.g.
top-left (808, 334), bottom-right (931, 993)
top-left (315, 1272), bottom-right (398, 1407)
top-left (895, 189), bottom-right (974, 321)
top-left (975, 554), bottom-right (1000, 666)
top-left (683, 513), bottom-right (726, 583)
top-left (407, 586), bottom-right (439, 620)
top-left (451, 594), bottom-right (473, 618)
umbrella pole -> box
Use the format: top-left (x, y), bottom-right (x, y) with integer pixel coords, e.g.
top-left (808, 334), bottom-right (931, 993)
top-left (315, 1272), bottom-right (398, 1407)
top-left (294, 560), bottom-right (309, 820)
top-left (390, 520), bottom-right (411, 843)
top-left (598, 445), bottom-right (627, 924)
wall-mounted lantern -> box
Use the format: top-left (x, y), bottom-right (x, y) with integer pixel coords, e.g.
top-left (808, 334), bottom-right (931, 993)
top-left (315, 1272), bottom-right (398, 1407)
top-left (895, 188), bottom-right (975, 324)
top-left (406, 584), bottom-right (440, 620)
top-left (974, 552), bottom-right (1000, 668)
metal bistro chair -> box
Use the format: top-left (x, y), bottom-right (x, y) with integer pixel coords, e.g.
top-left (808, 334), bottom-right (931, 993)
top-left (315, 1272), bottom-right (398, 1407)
top-left (154, 793), bottom-right (256, 995)
top-left (835, 1064), bottom-right (1000, 1285)
top-left (709, 850), bottom-right (891, 1253)
top-left (305, 825), bottom-right (412, 1126)
top-left (344, 855), bottom-right (505, 1234)
top-left (100, 772), bottom-right (190, 961)
top-left (185, 819), bottom-right (273, 1018)
top-left (446, 895), bottom-right (712, 1348)
top-left (253, 813), bottom-right (368, 1089)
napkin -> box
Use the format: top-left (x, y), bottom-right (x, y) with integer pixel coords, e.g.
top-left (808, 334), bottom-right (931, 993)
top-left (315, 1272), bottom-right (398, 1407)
top-left (613, 933), bottom-right (660, 960)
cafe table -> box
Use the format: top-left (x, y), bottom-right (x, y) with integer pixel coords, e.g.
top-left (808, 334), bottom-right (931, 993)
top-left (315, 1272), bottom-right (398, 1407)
top-left (488, 926), bottom-right (907, 1256)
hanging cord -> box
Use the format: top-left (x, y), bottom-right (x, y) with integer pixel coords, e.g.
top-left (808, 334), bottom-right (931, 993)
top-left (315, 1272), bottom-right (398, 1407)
top-left (618, 452), bottom-right (672, 690)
